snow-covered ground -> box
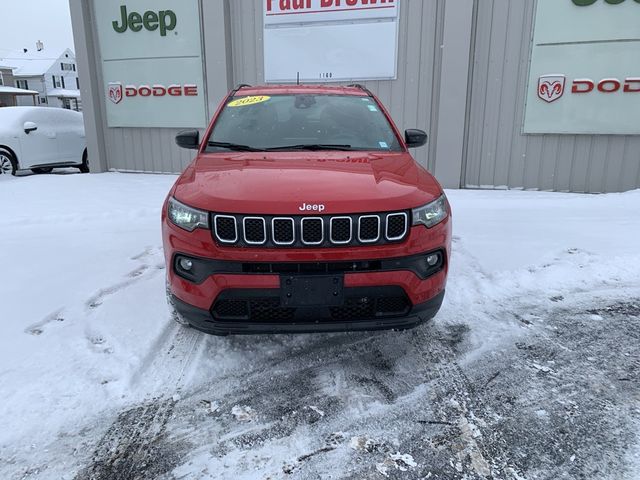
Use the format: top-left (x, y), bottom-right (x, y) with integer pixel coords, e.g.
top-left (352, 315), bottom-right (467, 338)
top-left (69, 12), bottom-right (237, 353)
top-left (0, 172), bottom-right (638, 480)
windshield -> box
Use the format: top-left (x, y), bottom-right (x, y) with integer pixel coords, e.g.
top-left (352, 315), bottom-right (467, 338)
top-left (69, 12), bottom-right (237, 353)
top-left (205, 94), bottom-right (403, 152)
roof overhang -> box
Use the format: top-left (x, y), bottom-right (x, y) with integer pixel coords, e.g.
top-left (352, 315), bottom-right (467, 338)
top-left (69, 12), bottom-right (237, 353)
top-left (47, 88), bottom-right (81, 98)
top-left (0, 86), bottom-right (38, 95)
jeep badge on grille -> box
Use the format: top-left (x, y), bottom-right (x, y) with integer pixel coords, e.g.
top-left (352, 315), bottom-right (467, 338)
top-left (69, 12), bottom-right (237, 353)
top-left (299, 203), bottom-right (325, 213)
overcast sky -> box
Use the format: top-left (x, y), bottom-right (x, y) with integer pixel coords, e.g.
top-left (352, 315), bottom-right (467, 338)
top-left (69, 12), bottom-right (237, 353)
top-left (0, 0), bottom-right (75, 57)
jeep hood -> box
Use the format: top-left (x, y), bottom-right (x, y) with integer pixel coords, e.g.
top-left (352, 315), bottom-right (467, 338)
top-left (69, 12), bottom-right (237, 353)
top-left (173, 151), bottom-right (443, 215)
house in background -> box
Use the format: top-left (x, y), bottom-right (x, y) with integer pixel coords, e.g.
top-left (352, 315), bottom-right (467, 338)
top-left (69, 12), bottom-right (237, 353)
top-left (0, 64), bottom-right (38, 107)
top-left (0, 43), bottom-right (82, 111)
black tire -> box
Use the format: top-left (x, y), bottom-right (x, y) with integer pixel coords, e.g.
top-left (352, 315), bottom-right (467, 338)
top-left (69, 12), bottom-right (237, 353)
top-left (31, 167), bottom-right (53, 174)
top-left (166, 280), bottom-right (190, 327)
top-left (0, 149), bottom-right (17, 176)
top-left (79, 150), bottom-right (89, 173)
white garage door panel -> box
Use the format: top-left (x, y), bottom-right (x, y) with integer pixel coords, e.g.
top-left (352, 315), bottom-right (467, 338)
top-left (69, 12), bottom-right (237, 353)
top-left (264, 21), bottom-right (397, 83)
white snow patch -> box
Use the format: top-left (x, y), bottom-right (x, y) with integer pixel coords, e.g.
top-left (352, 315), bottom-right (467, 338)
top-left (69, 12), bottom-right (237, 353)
top-left (376, 452), bottom-right (418, 476)
top-left (349, 435), bottom-right (381, 452)
top-left (231, 405), bottom-right (256, 422)
top-left (308, 405), bottom-right (325, 417)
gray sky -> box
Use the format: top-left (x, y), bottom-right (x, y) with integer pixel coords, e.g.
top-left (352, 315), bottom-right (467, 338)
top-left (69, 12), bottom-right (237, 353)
top-left (0, 0), bottom-right (75, 57)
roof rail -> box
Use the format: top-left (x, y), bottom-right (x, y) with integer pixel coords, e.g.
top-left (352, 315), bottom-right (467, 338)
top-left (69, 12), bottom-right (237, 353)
top-left (347, 83), bottom-right (374, 97)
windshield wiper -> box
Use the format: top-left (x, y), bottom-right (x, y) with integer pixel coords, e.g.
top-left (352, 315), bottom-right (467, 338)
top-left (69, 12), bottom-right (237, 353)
top-left (207, 141), bottom-right (265, 152)
top-left (265, 144), bottom-right (353, 151)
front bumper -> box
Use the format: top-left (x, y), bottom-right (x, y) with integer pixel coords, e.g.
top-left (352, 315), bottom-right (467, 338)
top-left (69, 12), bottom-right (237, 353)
top-left (171, 289), bottom-right (445, 335)
top-left (162, 214), bottom-right (451, 335)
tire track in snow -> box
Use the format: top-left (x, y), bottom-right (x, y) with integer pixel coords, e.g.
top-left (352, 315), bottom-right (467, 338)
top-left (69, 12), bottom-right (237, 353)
top-left (74, 398), bottom-right (183, 480)
top-left (74, 246), bottom-right (207, 479)
top-left (76, 326), bottom-right (204, 480)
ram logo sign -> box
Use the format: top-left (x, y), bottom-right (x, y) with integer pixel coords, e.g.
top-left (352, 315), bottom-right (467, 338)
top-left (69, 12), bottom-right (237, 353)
top-left (537, 75), bottom-right (566, 103)
top-left (537, 75), bottom-right (640, 103)
top-left (108, 82), bottom-right (123, 104)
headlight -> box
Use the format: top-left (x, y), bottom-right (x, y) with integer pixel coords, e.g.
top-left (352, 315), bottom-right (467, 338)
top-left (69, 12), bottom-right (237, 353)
top-left (412, 195), bottom-right (448, 228)
top-left (167, 197), bottom-right (209, 232)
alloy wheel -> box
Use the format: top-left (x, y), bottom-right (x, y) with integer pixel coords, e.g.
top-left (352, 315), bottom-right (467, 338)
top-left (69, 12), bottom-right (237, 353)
top-left (0, 154), bottom-right (14, 175)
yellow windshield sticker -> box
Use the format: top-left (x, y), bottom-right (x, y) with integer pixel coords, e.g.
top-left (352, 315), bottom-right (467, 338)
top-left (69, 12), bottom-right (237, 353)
top-left (228, 96), bottom-right (271, 107)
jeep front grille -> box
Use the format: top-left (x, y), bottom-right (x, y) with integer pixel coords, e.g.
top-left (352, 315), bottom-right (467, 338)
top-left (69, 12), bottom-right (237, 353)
top-left (211, 211), bottom-right (409, 248)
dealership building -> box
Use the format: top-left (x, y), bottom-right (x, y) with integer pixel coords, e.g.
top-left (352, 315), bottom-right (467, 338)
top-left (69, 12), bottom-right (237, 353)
top-left (69, 0), bottom-right (640, 193)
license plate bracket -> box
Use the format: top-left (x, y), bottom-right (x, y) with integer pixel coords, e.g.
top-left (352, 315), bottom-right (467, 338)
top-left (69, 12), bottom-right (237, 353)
top-left (280, 275), bottom-right (344, 307)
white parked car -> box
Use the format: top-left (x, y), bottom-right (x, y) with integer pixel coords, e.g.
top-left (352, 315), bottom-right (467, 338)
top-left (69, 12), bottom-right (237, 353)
top-left (0, 107), bottom-right (88, 176)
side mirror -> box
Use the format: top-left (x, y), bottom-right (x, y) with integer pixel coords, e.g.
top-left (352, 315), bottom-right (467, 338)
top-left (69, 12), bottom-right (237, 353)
top-left (24, 122), bottom-right (38, 134)
top-left (405, 129), bottom-right (428, 148)
top-left (175, 130), bottom-right (199, 150)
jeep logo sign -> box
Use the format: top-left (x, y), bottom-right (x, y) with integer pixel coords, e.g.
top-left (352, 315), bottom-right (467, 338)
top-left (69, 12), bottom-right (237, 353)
top-left (112, 5), bottom-right (177, 36)
top-left (96, 0), bottom-right (206, 128)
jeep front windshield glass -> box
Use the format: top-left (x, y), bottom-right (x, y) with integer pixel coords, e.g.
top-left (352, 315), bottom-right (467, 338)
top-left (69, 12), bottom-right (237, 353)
top-left (205, 95), bottom-right (403, 153)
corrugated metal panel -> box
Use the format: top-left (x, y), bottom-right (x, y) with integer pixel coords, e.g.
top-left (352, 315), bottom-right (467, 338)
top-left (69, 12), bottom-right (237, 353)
top-left (464, 0), bottom-right (640, 193)
top-left (228, 0), bottom-right (445, 172)
top-left (104, 127), bottom-right (196, 173)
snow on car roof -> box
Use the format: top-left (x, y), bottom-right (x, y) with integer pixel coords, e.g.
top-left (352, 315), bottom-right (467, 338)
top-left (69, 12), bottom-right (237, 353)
top-left (0, 106), bottom-right (82, 126)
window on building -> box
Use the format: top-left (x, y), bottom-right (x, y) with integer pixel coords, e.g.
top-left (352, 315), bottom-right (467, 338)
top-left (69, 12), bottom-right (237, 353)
top-left (61, 62), bottom-right (75, 71)
top-left (39, 97), bottom-right (47, 104)
top-left (16, 79), bottom-right (29, 90)
top-left (0, 72), bottom-right (4, 86)
top-left (52, 75), bottom-right (61, 88)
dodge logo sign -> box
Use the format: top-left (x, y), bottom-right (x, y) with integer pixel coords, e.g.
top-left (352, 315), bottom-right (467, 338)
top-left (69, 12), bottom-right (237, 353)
top-left (108, 82), bottom-right (123, 104)
top-left (107, 83), bottom-right (199, 104)
top-left (538, 75), bottom-right (566, 103)
top-left (537, 75), bottom-right (640, 103)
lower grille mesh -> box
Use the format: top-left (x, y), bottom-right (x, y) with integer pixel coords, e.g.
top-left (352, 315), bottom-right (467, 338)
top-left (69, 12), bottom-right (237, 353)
top-left (212, 300), bottom-right (248, 318)
top-left (211, 290), bottom-right (411, 323)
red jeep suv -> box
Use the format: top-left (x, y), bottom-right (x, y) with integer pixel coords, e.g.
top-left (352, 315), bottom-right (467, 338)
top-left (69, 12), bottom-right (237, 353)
top-left (162, 84), bottom-right (451, 335)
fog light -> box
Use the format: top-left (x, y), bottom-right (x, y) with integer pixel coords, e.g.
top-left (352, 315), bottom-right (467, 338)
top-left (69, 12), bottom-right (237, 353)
top-left (426, 253), bottom-right (440, 267)
top-left (179, 257), bottom-right (194, 271)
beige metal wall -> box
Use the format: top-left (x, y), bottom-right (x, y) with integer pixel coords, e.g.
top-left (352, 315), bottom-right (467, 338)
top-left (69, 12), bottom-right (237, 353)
top-left (70, 0), bottom-right (639, 192)
top-left (227, 0), bottom-right (446, 173)
top-left (463, 0), bottom-right (640, 193)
